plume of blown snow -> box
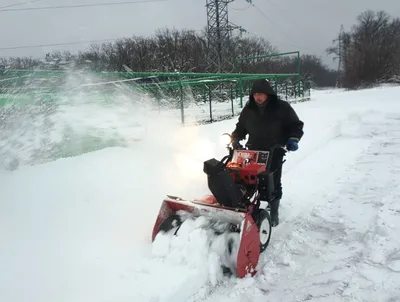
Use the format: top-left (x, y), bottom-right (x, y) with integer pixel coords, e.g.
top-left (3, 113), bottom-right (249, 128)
top-left (0, 69), bottom-right (181, 171)
top-left (0, 67), bottom-right (217, 205)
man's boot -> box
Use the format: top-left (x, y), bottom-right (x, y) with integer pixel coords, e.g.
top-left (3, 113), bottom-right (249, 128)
top-left (269, 199), bottom-right (280, 227)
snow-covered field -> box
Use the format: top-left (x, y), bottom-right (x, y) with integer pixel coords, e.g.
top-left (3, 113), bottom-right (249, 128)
top-left (1, 86), bottom-right (400, 302)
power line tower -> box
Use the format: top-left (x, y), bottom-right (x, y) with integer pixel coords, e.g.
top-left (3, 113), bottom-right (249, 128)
top-left (205, 0), bottom-right (249, 73)
top-left (335, 25), bottom-right (345, 87)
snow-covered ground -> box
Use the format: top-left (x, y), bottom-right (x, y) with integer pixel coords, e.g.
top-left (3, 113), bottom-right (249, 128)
top-left (1, 86), bottom-right (400, 302)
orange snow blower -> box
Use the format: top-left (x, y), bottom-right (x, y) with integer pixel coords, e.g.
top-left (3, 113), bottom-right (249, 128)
top-left (152, 134), bottom-right (285, 278)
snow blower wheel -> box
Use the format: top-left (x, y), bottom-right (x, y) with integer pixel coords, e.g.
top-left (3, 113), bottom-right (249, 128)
top-left (256, 209), bottom-right (272, 252)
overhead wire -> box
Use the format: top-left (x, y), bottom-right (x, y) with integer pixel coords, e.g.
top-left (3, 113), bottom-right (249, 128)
top-left (0, 0), bottom-right (323, 57)
top-left (249, 2), bottom-right (295, 41)
top-left (264, 0), bottom-right (286, 14)
top-left (0, 0), bottom-right (172, 50)
top-left (0, 0), bottom-right (45, 10)
top-left (246, 1), bottom-right (320, 54)
top-left (0, 0), bottom-right (170, 12)
top-left (0, 38), bottom-right (129, 50)
top-left (230, 0), bottom-right (251, 11)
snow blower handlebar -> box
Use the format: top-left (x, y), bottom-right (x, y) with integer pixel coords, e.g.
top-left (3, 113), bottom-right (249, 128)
top-left (221, 132), bottom-right (287, 155)
top-left (220, 133), bottom-right (288, 177)
top-left (265, 144), bottom-right (287, 174)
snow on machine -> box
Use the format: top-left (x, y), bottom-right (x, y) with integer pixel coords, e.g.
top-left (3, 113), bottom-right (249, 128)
top-left (151, 133), bottom-right (285, 278)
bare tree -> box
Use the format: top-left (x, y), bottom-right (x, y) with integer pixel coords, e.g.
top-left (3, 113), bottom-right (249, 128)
top-left (1, 28), bottom-right (339, 87)
top-left (327, 10), bottom-right (400, 88)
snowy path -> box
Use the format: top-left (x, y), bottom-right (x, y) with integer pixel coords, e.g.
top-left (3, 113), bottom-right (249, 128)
top-left (188, 109), bottom-right (400, 301)
top-left (1, 87), bottom-right (400, 302)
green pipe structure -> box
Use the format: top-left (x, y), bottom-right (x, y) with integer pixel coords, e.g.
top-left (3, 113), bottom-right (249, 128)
top-left (234, 51), bottom-right (301, 78)
top-left (0, 68), bottom-right (309, 125)
top-left (1, 68), bottom-right (298, 80)
top-left (1, 69), bottom-right (301, 98)
top-left (140, 73), bottom-right (299, 89)
top-left (234, 51), bottom-right (303, 103)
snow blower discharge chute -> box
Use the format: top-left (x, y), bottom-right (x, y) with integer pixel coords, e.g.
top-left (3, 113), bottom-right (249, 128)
top-left (152, 133), bottom-right (285, 278)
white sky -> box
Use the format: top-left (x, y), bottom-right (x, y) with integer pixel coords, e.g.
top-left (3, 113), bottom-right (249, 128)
top-left (0, 0), bottom-right (399, 69)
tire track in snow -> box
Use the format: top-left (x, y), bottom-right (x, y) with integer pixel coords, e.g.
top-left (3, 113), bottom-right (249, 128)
top-left (188, 110), bottom-right (400, 302)
top-left (140, 110), bottom-right (377, 302)
top-left (179, 111), bottom-right (366, 301)
top-left (270, 110), bottom-right (377, 232)
top-left (129, 109), bottom-right (394, 301)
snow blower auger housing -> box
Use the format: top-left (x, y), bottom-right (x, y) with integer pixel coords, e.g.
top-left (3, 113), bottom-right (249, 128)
top-left (152, 133), bottom-right (285, 278)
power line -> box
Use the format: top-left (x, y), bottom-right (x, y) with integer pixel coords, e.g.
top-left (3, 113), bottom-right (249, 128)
top-left (0, 0), bottom-right (322, 58)
top-left (0, 0), bottom-right (45, 10)
top-left (229, 0), bottom-right (251, 11)
top-left (0, 0), bottom-right (169, 12)
top-left (246, 2), bottom-right (318, 54)
top-left (0, 38), bottom-right (125, 51)
top-left (249, 2), bottom-right (292, 39)
top-left (264, 0), bottom-right (286, 14)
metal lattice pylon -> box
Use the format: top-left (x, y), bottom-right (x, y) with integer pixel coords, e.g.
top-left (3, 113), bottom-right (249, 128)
top-left (205, 0), bottom-right (236, 73)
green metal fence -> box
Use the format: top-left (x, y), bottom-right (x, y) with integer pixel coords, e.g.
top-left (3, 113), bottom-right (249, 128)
top-left (0, 67), bottom-right (310, 125)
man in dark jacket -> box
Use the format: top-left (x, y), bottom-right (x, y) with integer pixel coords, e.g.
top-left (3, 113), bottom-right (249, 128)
top-left (231, 79), bottom-right (304, 226)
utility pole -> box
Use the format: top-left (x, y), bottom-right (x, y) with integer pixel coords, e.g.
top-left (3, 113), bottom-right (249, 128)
top-left (335, 25), bottom-right (344, 87)
top-left (205, 0), bottom-right (250, 73)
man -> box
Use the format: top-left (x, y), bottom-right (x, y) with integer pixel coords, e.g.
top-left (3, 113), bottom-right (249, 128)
top-left (231, 79), bottom-right (304, 226)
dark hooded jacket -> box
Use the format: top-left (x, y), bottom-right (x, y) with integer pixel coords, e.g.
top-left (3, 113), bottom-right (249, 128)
top-left (231, 79), bottom-right (304, 151)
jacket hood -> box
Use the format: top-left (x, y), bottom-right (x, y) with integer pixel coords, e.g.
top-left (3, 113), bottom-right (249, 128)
top-left (250, 79), bottom-right (277, 96)
top-left (247, 79), bottom-right (278, 107)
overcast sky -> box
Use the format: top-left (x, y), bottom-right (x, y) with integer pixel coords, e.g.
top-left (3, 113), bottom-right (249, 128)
top-left (0, 0), bottom-right (399, 69)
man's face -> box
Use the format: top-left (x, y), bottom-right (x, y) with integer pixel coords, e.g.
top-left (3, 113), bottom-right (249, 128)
top-left (253, 93), bottom-right (268, 104)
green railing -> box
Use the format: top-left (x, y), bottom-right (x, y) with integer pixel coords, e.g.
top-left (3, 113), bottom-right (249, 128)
top-left (0, 68), bottom-right (310, 125)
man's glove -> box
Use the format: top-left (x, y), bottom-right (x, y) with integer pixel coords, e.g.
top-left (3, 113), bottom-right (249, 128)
top-left (286, 138), bottom-right (299, 151)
